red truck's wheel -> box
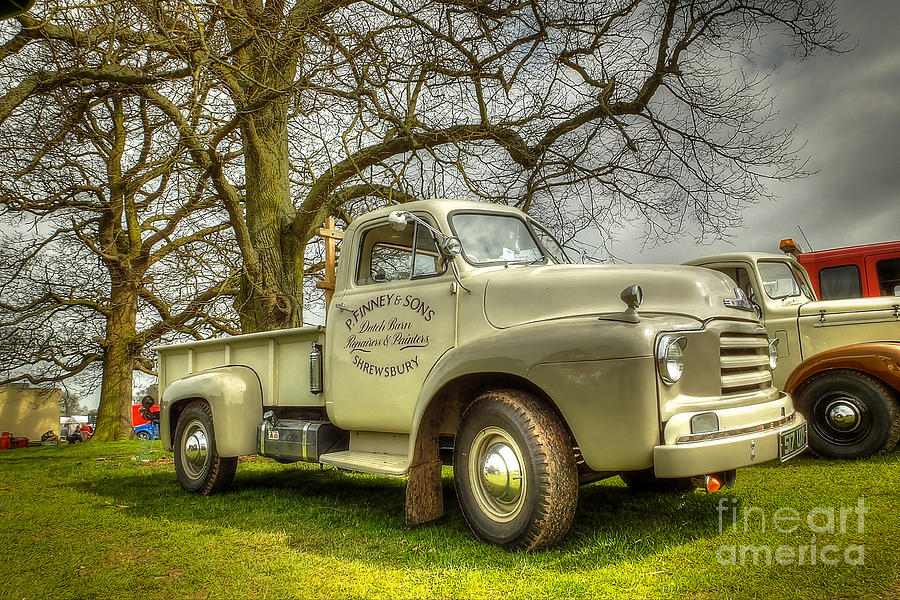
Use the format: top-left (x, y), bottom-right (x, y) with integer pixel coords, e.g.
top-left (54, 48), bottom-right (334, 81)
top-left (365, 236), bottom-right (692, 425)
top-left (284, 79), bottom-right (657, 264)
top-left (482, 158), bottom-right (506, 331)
top-left (797, 370), bottom-right (900, 458)
top-left (174, 401), bottom-right (237, 495)
top-left (453, 389), bottom-right (577, 551)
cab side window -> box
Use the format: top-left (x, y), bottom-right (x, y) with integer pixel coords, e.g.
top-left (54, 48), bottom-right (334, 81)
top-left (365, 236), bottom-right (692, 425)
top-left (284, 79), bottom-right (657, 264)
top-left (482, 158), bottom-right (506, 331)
top-left (875, 258), bottom-right (900, 296)
top-left (819, 264), bottom-right (861, 300)
top-left (714, 266), bottom-right (758, 304)
top-left (356, 221), bottom-right (444, 286)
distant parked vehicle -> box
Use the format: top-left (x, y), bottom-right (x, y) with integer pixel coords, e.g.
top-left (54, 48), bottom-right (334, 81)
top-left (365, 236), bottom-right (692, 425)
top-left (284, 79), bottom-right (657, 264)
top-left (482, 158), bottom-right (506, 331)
top-left (135, 395), bottom-right (160, 440)
top-left (134, 421), bottom-right (159, 440)
top-left (780, 238), bottom-right (900, 300)
top-left (686, 251), bottom-right (900, 459)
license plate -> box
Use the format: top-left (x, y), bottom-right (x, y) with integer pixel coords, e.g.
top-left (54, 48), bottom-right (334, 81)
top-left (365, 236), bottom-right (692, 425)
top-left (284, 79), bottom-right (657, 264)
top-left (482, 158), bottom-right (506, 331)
top-left (779, 422), bottom-right (807, 462)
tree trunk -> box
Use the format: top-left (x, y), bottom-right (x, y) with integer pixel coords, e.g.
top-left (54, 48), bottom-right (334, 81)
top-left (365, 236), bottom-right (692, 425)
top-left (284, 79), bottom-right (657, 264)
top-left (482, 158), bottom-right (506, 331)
top-left (91, 281), bottom-right (139, 441)
top-left (237, 104), bottom-right (307, 332)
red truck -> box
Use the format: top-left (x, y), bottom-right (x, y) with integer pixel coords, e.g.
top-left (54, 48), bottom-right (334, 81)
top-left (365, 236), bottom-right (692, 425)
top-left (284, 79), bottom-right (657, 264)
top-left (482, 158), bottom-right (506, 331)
top-left (780, 239), bottom-right (900, 300)
top-left (132, 403), bottom-right (159, 427)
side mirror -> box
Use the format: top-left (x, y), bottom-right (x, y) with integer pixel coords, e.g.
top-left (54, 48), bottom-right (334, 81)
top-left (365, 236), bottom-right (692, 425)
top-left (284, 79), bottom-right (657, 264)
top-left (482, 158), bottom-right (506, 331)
top-left (440, 236), bottom-right (462, 259)
top-left (620, 284), bottom-right (644, 310)
top-left (388, 210), bottom-right (463, 262)
top-left (388, 211), bottom-right (409, 231)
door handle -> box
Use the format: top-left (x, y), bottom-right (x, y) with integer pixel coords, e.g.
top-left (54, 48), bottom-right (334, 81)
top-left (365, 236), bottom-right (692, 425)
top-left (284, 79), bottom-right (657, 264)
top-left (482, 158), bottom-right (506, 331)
top-left (335, 302), bottom-right (353, 313)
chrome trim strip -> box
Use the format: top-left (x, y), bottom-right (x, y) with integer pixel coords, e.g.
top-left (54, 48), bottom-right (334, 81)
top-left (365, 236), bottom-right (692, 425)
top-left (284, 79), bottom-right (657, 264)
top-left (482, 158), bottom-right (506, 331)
top-left (676, 413), bottom-right (796, 444)
top-left (301, 422), bottom-right (312, 461)
top-left (723, 287), bottom-right (755, 312)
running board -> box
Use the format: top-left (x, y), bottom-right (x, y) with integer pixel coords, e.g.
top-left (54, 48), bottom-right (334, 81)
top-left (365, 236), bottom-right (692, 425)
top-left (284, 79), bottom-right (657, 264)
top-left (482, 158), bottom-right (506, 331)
top-left (319, 451), bottom-right (408, 476)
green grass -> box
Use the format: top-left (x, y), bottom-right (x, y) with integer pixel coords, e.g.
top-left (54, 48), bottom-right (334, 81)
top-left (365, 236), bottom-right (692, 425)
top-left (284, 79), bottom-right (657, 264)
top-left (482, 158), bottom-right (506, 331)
top-left (0, 442), bottom-right (897, 599)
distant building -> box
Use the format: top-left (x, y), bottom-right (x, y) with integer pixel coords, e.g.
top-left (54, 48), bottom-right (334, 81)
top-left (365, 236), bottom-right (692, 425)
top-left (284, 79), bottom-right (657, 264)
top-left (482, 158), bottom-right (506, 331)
top-left (0, 384), bottom-right (61, 441)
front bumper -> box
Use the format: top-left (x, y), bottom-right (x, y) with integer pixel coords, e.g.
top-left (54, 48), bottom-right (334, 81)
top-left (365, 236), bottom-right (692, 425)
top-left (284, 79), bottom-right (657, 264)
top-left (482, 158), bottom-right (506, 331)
top-left (653, 392), bottom-right (807, 478)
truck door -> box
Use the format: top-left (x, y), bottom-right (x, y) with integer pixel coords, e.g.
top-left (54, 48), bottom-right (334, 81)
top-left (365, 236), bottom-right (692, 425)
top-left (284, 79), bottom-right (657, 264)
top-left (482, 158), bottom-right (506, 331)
top-left (326, 213), bottom-right (457, 432)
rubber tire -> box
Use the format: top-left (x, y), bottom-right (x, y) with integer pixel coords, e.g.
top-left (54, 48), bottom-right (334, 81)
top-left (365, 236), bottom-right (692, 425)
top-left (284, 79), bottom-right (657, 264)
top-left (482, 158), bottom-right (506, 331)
top-left (136, 431), bottom-right (151, 441)
top-left (620, 469), bottom-right (697, 493)
top-left (453, 389), bottom-right (578, 551)
top-left (173, 401), bottom-right (237, 495)
top-left (796, 370), bottom-right (900, 459)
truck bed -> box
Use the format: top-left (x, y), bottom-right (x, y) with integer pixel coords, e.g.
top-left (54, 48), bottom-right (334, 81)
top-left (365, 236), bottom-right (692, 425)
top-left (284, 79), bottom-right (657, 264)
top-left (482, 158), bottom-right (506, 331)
top-left (156, 327), bottom-right (326, 407)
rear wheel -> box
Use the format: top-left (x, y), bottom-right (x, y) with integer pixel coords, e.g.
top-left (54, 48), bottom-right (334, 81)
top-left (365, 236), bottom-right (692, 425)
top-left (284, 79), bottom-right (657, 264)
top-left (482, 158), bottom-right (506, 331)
top-left (797, 370), bottom-right (900, 459)
top-left (453, 389), bottom-right (578, 551)
top-left (174, 401), bottom-right (237, 494)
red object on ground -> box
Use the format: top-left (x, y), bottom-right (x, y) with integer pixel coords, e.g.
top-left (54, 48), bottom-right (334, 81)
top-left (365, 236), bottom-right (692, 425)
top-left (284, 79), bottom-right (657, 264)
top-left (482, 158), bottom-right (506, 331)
top-left (132, 404), bottom-right (160, 426)
top-left (13, 437), bottom-right (27, 448)
top-left (0, 432), bottom-right (10, 450)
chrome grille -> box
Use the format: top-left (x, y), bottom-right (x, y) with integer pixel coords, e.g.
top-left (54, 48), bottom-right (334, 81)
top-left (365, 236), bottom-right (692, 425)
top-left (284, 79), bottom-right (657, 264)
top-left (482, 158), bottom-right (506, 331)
top-left (719, 332), bottom-right (772, 395)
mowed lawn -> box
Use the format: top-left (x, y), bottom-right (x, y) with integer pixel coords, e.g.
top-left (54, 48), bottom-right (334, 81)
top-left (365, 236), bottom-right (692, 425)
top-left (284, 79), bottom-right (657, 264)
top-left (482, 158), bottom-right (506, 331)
top-left (0, 442), bottom-right (897, 599)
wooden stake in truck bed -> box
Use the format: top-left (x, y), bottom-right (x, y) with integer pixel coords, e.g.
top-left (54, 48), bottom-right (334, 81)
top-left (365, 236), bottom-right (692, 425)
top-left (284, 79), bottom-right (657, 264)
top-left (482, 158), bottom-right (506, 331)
top-left (158, 199), bottom-right (807, 550)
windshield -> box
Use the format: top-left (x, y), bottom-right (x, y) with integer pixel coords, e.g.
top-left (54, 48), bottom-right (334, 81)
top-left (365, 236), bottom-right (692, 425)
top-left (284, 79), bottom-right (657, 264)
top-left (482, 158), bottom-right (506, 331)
top-left (529, 219), bottom-right (570, 264)
top-left (450, 213), bottom-right (546, 265)
top-left (758, 261), bottom-right (814, 300)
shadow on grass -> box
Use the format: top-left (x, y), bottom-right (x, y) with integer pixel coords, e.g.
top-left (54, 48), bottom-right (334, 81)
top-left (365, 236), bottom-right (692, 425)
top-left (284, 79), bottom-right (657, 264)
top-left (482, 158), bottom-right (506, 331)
top-left (73, 458), bottom-right (727, 570)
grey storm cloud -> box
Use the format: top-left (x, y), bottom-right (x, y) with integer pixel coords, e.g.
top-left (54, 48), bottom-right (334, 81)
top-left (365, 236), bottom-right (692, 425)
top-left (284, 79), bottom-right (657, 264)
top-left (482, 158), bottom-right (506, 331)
top-left (612, 0), bottom-right (900, 265)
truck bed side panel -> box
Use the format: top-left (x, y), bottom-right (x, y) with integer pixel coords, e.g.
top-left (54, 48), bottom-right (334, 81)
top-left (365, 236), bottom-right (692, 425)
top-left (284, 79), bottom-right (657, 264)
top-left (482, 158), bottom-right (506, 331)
top-left (156, 327), bottom-right (326, 408)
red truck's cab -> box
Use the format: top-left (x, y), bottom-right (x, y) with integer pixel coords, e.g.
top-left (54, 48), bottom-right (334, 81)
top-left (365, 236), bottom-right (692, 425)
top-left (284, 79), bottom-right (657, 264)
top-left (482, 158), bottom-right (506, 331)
top-left (780, 239), bottom-right (900, 300)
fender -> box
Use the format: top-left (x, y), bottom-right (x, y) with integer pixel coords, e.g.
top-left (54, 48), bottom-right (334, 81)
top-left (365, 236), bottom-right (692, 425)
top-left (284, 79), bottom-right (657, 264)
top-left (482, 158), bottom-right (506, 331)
top-left (160, 365), bottom-right (263, 457)
top-left (405, 317), bottom-right (660, 461)
top-left (784, 342), bottom-right (900, 395)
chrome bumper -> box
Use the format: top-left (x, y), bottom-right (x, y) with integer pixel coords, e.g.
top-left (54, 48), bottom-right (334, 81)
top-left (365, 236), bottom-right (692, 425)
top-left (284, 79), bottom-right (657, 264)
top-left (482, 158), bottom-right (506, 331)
top-left (653, 392), bottom-right (807, 478)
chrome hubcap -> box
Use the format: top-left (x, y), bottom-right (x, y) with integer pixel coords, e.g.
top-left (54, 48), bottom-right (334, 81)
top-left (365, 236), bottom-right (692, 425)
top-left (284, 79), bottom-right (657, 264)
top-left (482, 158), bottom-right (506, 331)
top-left (182, 421), bottom-right (209, 479)
top-left (812, 390), bottom-right (872, 446)
top-left (481, 442), bottom-right (523, 503)
top-left (469, 427), bottom-right (526, 522)
top-left (825, 400), bottom-right (861, 432)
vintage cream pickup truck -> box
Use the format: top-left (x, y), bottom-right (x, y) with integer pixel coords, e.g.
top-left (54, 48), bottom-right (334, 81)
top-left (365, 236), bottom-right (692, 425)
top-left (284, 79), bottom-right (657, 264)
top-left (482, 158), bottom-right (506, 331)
top-left (158, 200), bottom-right (806, 550)
top-left (686, 253), bottom-right (900, 459)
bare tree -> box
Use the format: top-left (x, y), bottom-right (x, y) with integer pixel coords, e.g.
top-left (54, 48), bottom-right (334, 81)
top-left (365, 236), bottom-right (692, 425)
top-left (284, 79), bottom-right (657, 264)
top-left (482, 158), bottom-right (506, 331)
top-left (0, 81), bottom-right (241, 440)
top-left (59, 389), bottom-right (87, 418)
top-left (0, 0), bottom-right (845, 334)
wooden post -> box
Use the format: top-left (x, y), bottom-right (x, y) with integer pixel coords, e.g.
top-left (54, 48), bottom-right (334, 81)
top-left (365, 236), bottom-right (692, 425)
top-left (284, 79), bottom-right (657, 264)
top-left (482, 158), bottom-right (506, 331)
top-left (315, 217), bottom-right (343, 309)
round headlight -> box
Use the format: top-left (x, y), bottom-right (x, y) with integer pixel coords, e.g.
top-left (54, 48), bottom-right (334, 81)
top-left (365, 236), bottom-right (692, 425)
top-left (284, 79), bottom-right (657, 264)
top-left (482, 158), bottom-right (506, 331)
top-left (768, 340), bottom-right (779, 370)
top-left (657, 335), bottom-right (686, 385)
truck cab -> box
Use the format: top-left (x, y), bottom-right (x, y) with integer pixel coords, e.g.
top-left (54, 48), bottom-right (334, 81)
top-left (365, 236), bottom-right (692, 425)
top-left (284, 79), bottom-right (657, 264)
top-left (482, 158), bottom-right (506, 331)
top-left (780, 238), bottom-right (900, 299)
top-left (159, 200), bottom-right (807, 550)
top-left (686, 252), bottom-right (900, 459)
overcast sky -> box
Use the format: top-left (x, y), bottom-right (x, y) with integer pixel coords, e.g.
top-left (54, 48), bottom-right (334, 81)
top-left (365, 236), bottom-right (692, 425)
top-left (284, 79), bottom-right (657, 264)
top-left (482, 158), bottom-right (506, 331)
top-left (612, 0), bottom-right (900, 265)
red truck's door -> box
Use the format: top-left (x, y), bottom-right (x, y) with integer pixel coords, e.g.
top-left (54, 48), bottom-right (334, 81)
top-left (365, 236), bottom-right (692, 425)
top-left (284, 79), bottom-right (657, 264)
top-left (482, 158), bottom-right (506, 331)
top-left (326, 214), bottom-right (457, 432)
top-left (864, 253), bottom-right (900, 297)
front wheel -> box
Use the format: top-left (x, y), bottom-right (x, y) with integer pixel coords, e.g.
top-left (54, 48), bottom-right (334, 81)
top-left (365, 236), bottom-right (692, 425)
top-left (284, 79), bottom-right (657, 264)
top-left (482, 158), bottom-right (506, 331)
top-left (453, 389), bottom-right (578, 551)
top-left (136, 431), bottom-right (151, 441)
top-left (797, 370), bottom-right (900, 459)
top-left (173, 401), bottom-right (237, 495)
